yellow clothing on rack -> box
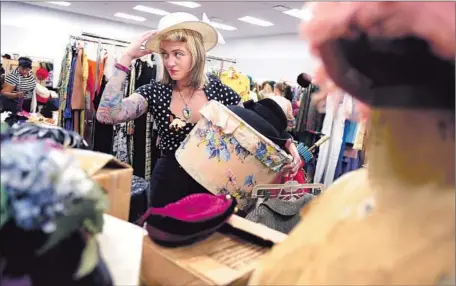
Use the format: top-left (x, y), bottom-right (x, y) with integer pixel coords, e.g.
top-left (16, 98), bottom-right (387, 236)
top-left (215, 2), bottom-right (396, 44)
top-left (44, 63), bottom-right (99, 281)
top-left (220, 69), bottom-right (250, 102)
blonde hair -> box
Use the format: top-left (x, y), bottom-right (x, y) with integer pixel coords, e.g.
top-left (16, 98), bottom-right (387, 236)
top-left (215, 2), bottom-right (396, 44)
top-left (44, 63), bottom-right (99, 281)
top-left (158, 29), bottom-right (207, 89)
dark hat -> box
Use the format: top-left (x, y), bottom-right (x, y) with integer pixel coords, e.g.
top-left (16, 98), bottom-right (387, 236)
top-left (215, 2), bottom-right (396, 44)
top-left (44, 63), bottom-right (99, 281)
top-left (228, 98), bottom-right (291, 148)
top-left (297, 73), bottom-right (312, 88)
top-left (18, 57), bottom-right (32, 69)
top-left (139, 194), bottom-right (237, 247)
top-left (318, 34), bottom-right (455, 109)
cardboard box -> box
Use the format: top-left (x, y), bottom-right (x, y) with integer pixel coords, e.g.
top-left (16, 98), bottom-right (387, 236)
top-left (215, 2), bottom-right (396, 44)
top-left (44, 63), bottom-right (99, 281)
top-left (68, 149), bottom-right (133, 221)
top-left (97, 214), bottom-right (146, 286)
top-left (141, 215), bottom-right (287, 286)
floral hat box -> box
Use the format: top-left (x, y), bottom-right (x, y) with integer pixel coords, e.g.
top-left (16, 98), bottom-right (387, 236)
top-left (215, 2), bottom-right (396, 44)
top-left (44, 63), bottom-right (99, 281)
top-left (175, 100), bottom-right (292, 211)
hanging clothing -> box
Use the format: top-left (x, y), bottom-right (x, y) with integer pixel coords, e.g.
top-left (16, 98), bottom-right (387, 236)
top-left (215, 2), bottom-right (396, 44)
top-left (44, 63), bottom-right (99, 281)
top-left (71, 48), bottom-right (86, 110)
top-left (92, 75), bottom-right (113, 154)
top-left (295, 84), bottom-right (324, 133)
top-left (313, 92), bottom-right (353, 187)
top-left (344, 120), bottom-right (358, 144)
top-left (57, 45), bottom-right (73, 127)
top-left (353, 120), bottom-right (367, 150)
top-left (132, 59), bottom-right (157, 180)
top-left (63, 46), bottom-right (78, 131)
top-left (220, 68), bottom-right (249, 102)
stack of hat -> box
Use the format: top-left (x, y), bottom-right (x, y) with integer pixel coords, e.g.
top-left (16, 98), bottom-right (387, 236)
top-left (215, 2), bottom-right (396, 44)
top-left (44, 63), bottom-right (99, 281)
top-left (139, 193), bottom-right (237, 247)
top-left (229, 98), bottom-right (292, 149)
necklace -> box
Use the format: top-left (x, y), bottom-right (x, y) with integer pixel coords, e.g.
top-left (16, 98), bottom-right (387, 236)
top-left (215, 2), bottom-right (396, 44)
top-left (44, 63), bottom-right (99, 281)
top-left (177, 88), bottom-right (197, 121)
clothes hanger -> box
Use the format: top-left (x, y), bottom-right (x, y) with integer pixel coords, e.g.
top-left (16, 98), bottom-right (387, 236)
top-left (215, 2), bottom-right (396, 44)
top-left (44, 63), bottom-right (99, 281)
top-left (251, 183), bottom-right (325, 199)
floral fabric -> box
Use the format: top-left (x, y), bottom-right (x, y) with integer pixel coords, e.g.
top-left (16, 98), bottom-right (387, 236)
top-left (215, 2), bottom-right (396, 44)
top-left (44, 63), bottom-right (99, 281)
top-left (0, 139), bottom-right (106, 253)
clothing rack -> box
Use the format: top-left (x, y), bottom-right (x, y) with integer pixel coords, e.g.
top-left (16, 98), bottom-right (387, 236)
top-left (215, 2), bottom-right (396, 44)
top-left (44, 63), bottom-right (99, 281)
top-left (81, 32), bottom-right (131, 45)
top-left (66, 34), bottom-right (130, 149)
top-left (69, 34), bottom-right (129, 48)
top-left (207, 55), bottom-right (236, 64)
top-left (206, 55), bottom-right (236, 77)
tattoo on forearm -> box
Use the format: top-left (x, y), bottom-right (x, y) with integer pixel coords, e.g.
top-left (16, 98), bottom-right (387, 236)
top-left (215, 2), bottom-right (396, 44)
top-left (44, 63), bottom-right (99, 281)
top-left (96, 68), bottom-right (147, 124)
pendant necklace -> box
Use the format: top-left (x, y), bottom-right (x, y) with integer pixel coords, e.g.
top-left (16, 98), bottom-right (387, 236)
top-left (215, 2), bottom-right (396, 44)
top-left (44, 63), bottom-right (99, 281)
top-left (178, 88), bottom-right (196, 121)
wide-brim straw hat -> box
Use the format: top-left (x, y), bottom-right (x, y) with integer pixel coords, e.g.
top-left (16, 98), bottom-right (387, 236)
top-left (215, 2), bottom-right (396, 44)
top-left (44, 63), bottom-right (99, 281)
top-left (145, 12), bottom-right (219, 52)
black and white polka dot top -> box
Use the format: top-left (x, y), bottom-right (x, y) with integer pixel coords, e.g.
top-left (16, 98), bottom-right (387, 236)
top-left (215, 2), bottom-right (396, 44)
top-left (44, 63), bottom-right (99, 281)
top-left (135, 76), bottom-right (241, 152)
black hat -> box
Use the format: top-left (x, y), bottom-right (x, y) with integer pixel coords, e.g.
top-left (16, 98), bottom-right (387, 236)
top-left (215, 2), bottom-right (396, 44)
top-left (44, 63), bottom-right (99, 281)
top-left (139, 194), bottom-right (237, 247)
top-left (228, 98), bottom-right (291, 148)
top-left (297, 73), bottom-right (312, 88)
top-left (18, 57), bottom-right (32, 69)
top-left (318, 34), bottom-right (455, 109)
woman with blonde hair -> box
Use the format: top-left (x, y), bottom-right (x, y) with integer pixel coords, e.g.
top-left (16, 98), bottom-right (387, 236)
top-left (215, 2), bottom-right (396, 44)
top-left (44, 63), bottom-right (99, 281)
top-left (272, 82), bottom-right (296, 131)
top-left (97, 13), bottom-right (302, 208)
top-left (96, 13), bottom-right (242, 207)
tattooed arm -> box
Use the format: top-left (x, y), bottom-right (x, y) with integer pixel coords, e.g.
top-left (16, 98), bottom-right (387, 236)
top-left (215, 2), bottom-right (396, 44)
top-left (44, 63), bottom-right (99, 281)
top-left (96, 66), bottom-right (148, 124)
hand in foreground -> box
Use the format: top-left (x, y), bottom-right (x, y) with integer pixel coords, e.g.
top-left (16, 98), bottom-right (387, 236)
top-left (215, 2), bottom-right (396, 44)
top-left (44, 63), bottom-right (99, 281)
top-left (280, 157), bottom-right (302, 178)
top-left (122, 30), bottom-right (156, 62)
top-left (15, 92), bottom-right (25, 98)
top-left (301, 2), bottom-right (455, 61)
top-left (280, 140), bottom-right (302, 177)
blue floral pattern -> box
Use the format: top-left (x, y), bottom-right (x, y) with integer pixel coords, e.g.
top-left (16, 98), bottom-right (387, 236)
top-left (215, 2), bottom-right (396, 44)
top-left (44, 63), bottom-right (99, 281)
top-left (193, 119), bottom-right (289, 171)
top-left (216, 169), bottom-right (257, 211)
top-left (195, 121), bottom-right (250, 163)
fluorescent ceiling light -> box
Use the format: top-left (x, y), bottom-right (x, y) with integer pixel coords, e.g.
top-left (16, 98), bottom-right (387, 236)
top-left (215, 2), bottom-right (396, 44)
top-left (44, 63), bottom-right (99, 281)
top-left (168, 1), bottom-right (201, 8)
top-left (47, 1), bottom-right (71, 7)
top-left (283, 8), bottom-right (312, 21)
top-left (114, 13), bottom-right (146, 22)
top-left (133, 5), bottom-right (169, 16)
top-left (238, 16), bottom-right (273, 27)
top-left (210, 22), bottom-right (236, 31)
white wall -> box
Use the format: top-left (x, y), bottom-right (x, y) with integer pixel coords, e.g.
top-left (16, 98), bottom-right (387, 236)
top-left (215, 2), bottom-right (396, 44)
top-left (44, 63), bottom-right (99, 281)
top-left (1, 1), bottom-right (149, 87)
top-left (210, 34), bottom-right (318, 83)
top-left (1, 1), bottom-right (317, 86)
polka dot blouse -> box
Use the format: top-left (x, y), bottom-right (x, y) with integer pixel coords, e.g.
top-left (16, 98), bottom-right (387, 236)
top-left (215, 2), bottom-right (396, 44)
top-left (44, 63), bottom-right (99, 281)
top-left (135, 76), bottom-right (241, 152)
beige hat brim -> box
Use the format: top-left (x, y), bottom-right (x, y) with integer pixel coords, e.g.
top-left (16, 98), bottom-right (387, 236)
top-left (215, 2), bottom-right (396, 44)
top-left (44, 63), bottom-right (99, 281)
top-left (145, 21), bottom-right (218, 53)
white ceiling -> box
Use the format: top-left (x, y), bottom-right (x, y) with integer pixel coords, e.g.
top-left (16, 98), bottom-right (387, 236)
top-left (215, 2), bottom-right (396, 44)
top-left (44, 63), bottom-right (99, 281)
top-left (25, 1), bottom-right (305, 39)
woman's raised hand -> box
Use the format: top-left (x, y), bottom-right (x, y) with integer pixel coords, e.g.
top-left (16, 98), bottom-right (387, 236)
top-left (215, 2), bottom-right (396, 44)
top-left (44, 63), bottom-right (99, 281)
top-left (123, 30), bottom-right (157, 61)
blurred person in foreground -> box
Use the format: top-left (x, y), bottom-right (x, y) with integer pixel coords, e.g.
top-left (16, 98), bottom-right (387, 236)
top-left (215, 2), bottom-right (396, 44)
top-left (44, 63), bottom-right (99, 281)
top-left (248, 2), bottom-right (455, 285)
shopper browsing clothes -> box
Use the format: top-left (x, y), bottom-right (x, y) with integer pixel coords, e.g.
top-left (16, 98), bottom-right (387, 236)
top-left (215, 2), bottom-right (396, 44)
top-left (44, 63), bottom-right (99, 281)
top-left (0, 57), bottom-right (36, 113)
top-left (270, 82), bottom-right (296, 132)
top-left (96, 12), bottom-right (302, 208)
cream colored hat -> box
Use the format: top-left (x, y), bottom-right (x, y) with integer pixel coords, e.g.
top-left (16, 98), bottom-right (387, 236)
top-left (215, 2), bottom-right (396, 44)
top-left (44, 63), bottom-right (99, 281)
top-left (145, 12), bottom-right (219, 52)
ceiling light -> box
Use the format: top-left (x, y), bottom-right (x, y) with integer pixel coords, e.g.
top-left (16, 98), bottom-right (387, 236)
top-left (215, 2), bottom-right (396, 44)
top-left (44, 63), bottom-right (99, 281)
top-left (210, 17), bottom-right (224, 23)
top-left (210, 22), bottom-right (237, 31)
top-left (47, 1), bottom-right (71, 7)
top-left (238, 16), bottom-right (273, 27)
top-left (283, 8), bottom-right (312, 21)
top-left (272, 5), bottom-right (290, 12)
top-left (168, 2), bottom-right (201, 8)
top-left (114, 13), bottom-right (146, 22)
top-left (133, 5), bottom-right (169, 16)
